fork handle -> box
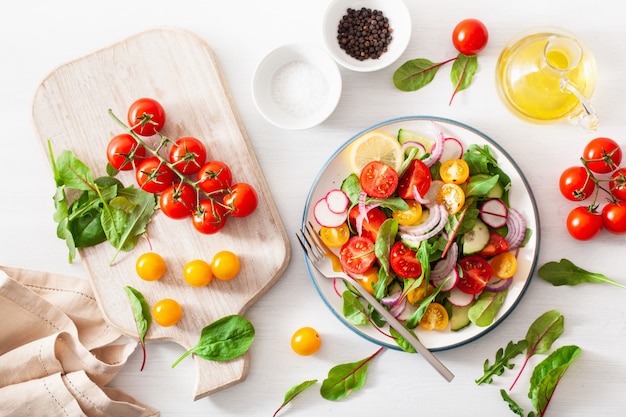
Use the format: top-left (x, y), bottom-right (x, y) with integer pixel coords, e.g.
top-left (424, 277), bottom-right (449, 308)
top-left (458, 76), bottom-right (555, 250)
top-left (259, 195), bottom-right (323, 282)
top-left (344, 276), bottom-right (455, 382)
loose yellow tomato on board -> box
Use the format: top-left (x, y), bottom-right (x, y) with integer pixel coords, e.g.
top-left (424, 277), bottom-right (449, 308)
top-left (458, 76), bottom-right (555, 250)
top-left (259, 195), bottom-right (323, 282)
top-left (183, 259), bottom-right (213, 287)
top-left (490, 252), bottom-right (518, 279)
top-left (437, 183), bottom-right (466, 214)
top-left (439, 158), bottom-right (470, 184)
top-left (136, 252), bottom-right (167, 281)
top-left (153, 298), bottom-right (182, 327)
top-left (319, 223), bottom-right (350, 247)
top-left (419, 302), bottom-right (449, 331)
top-left (290, 327), bottom-right (322, 356)
top-left (392, 200), bottom-right (423, 226)
top-left (211, 250), bottom-right (240, 280)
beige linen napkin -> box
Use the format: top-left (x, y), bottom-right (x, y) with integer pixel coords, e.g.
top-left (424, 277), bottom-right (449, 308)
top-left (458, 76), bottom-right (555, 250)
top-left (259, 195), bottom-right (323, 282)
top-left (0, 266), bottom-right (159, 417)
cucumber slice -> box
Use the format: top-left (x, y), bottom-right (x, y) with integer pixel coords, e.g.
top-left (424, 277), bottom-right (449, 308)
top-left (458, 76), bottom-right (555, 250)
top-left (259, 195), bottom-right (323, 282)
top-left (462, 218), bottom-right (490, 255)
top-left (397, 128), bottom-right (433, 156)
top-left (449, 303), bottom-right (472, 331)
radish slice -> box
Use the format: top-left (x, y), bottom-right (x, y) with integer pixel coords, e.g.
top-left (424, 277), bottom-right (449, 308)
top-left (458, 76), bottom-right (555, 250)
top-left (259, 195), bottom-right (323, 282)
top-left (313, 197), bottom-right (347, 227)
top-left (432, 266), bottom-right (459, 292)
top-left (440, 137), bottom-right (464, 162)
top-left (447, 287), bottom-right (475, 307)
top-left (325, 189), bottom-right (349, 214)
top-left (480, 198), bottom-right (509, 228)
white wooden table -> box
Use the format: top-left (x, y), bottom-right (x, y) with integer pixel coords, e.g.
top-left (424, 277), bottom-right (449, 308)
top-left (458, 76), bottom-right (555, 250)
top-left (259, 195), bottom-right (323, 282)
top-left (2, 1), bottom-right (625, 415)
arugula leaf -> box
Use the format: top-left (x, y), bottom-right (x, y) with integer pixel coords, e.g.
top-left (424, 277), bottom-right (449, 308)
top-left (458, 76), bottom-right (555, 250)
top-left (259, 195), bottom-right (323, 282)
top-left (320, 347), bottom-right (383, 401)
top-left (475, 340), bottom-right (528, 385)
top-left (499, 389), bottom-right (530, 417)
top-left (124, 286), bottom-right (151, 371)
top-left (538, 259), bottom-right (626, 289)
top-left (273, 379), bottom-right (318, 417)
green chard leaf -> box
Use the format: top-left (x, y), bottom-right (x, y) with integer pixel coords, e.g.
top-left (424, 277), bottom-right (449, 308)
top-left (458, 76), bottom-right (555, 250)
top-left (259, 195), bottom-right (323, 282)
top-left (123, 286), bottom-right (151, 371)
top-left (273, 379), bottom-right (318, 417)
top-left (389, 325), bottom-right (417, 354)
top-left (449, 53), bottom-right (478, 104)
top-left (475, 339), bottom-right (528, 385)
top-left (320, 347), bottom-right (383, 401)
top-left (468, 288), bottom-right (508, 327)
top-left (538, 259), bottom-right (626, 289)
top-left (393, 58), bottom-right (453, 92)
top-left (374, 218), bottom-right (398, 275)
top-left (172, 315), bottom-right (255, 368)
top-left (342, 290), bottom-right (370, 326)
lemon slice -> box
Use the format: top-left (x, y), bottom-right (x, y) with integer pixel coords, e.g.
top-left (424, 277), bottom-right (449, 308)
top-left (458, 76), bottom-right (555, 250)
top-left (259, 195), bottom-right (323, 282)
top-left (349, 131), bottom-right (403, 174)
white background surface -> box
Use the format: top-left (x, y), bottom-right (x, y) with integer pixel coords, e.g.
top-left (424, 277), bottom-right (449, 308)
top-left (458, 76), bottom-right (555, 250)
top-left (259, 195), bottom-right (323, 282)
top-left (2, 1), bottom-right (625, 416)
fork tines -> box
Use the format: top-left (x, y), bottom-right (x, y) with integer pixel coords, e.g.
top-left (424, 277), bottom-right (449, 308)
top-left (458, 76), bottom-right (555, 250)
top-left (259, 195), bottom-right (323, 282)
top-left (296, 222), bottom-right (325, 262)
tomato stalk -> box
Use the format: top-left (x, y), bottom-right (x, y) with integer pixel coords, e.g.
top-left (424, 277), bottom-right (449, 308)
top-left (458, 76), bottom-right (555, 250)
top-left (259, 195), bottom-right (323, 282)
top-left (578, 156), bottom-right (618, 207)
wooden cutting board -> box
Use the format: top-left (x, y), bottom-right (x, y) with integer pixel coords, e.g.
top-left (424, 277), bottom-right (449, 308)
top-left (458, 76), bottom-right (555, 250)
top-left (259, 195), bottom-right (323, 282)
top-left (31, 27), bottom-right (290, 400)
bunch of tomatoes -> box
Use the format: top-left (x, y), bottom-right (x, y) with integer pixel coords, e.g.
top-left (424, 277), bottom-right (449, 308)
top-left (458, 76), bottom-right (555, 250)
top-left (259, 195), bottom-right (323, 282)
top-left (106, 97), bottom-right (258, 235)
top-left (559, 136), bottom-right (626, 239)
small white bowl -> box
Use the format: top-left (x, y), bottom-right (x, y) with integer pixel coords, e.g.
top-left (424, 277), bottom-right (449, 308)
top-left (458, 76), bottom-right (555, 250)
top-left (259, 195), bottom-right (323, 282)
top-left (252, 43), bottom-right (342, 130)
top-left (322, 0), bottom-right (411, 72)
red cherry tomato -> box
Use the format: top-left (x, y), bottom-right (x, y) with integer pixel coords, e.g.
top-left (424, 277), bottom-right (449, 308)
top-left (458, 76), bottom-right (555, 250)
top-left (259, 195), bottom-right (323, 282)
top-left (390, 241), bottom-right (422, 278)
top-left (452, 18), bottom-right (489, 55)
top-left (106, 133), bottom-right (147, 171)
top-left (135, 157), bottom-right (176, 193)
top-left (457, 255), bottom-right (492, 294)
top-left (609, 168), bottom-right (626, 201)
top-left (602, 202), bottom-right (626, 234)
top-left (397, 159), bottom-right (432, 200)
top-left (582, 137), bottom-right (622, 174)
top-left (222, 183), bottom-right (258, 218)
top-left (559, 166), bottom-right (595, 201)
top-left (566, 206), bottom-right (603, 240)
top-left (339, 236), bottom-right (376, 275)
top-left (127, 98), bottom-right (166, 137)
top-left (159, 183), bottom-right (197, 219)
top-left (479, 231), bottom-right (510, 257)
top-left (359, 161), bottom-right (399, 199)
top-left (348, 206), bottom-right (386, 242)
top-left (169, 137), bottom-right (207, 175)
top-left (191, 199), bottom-right (228, 234)
top-left (197, 161), bottom-right (233, 194)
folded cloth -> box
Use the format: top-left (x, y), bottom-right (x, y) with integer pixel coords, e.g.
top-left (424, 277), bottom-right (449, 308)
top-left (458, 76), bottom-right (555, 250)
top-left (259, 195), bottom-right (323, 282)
top-left (0, 267), bottom-right (159, 417)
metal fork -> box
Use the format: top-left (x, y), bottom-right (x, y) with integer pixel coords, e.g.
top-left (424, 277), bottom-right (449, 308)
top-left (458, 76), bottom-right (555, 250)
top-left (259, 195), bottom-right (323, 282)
top-left (296, 222), bottom-right (455, 382)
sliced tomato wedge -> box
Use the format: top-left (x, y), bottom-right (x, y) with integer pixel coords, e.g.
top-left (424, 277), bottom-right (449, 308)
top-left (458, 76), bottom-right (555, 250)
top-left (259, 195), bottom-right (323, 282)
top-left (339, 236), bottom-right (376, 275)
top-left (359, 160), bottom-right (399, 198)
top-left (457, 255), bottom-right (492, 294)
top-left (348, 206), bottom-right (386, 242)
top-left (397, 159), bottom-right (432, 199)
top-left (479, 231), bottom-right (510, 257)
top-left (390, 241), bottom-right (422, 278)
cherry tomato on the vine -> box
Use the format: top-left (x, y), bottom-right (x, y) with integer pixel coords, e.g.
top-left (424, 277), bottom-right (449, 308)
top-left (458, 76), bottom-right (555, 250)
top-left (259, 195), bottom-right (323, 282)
top-left (197, 161), bottom-right (233, 194)
top-left (127, 98), bottom-right (166, 137)
top-left (290, 327), bottom-right (321, 356)
top-left (566, 206), bottom-right (603, 240)
top-left (159, 183), bottom-right (197, 219)
top-left (136, 157), bottom-right (176, 193)
top-left (169, 137), bottom-right (207, 175)
top-left (452, 18), bottom-right (489, 55)
top-left (106, 133), bottom-right (146, 171)
top-left (153, 298), bottom-right (182, 327)
top-left (191, 199), bottom-right (228, 235)
top-left (359, 160), bottom-right (399, 199)
top-left (136, 252), bottom-right (166, 281)
top-left (582, 137), bottom-right (622, 174)
top-left (222, 183), bottom-right (258, 218)
top-left (211, 250), bottom-right (240, 280)
top-left (559, 166), bottom-right (595, 201)
top-left (602, 201), bottom-right (626, 234)
top-left (609, 168), bottom-right (626, 201)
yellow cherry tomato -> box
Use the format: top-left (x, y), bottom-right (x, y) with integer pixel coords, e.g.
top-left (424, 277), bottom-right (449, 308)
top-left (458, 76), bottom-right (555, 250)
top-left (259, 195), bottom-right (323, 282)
top-left (319, 223), bottom-right (350, 247)
top-left (407, 283), bottom-right (434, 305)
top-left (439, 158), bottom-right (470, 184)
top-left (490, 252), bottom-right (518, 279)
top-left (392, 200), bottom-right (423, 226)
top-left (153, 298), bottom-right (182, 327)
top-left (419, 302), bottom-right (449, 331)
top-left (437, 183), bottom-right (466, 214)
top-left (356, 267), bottom-right (379, 295)
top-left (136, 252), bottom-right (166, 281)
top-left (290, 326), bottom-right (322, 356)
top-left (211, 250), bottom-right (240, 280)
top-left (183, 259), bottom-right (213, 287)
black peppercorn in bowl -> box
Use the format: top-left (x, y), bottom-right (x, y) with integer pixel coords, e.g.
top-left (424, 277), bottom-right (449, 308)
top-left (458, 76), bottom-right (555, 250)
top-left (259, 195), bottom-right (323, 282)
top-left (322, 0), bottom-right (411, 72)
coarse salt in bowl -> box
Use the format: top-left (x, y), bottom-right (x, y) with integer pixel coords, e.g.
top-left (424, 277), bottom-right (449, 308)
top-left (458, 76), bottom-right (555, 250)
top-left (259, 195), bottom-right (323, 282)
top-left (322, 0), bottom-right (411, 72)
top-left (252, 43), bottom-right (342, 130)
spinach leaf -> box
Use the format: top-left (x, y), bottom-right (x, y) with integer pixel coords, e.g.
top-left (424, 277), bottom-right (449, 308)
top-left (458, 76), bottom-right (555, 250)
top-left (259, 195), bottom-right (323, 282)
top-left (123, 286), bottom-right (151, 371)
top-left (538, 259), bottom-right (626, 289)
top-left (171, 315), bottom-right (255, 368)
top-left (340, 174), bottom-right (362, 206)
top-left (374, 218), bottom-right (398, 275)
top-left (475, 340), bottom-right (528, 385)
top-left (342, 290), bottom-right (369, 326)
top-left (320, 347), bottom-right (383, 401)
top-left (468, 289), bottom-right (508, 327)
top-left (465, 174), bottom-right (499, 197)
top-left (272, 379), bottom-right (318, 417)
